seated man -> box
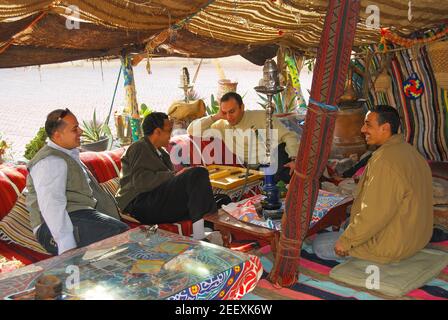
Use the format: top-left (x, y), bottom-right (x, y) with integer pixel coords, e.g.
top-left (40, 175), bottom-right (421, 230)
top-left (26, 109), bottom-right (129, 255)
top-left (187, 92), bottom-right (299, 183)
top-left (313, 105), bottom-right (433, 264)
top-left (116, 112), bottom-right (217, 241)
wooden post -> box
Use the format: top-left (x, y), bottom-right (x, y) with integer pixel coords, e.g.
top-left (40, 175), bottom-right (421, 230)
top-left (269, 0), bottom-right (361, 287)
top-left (121, 55), bottom-right (141, 141)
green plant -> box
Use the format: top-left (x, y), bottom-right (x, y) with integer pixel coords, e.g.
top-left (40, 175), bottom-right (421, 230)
top-left (81, 110), bottom-right (112, 144)
top-left (206, 94), bottom-right (220, 115)
top-left (140, 103), bottom-right (152, 118)
top-left (24, 127), bottom-right (47, 160)
top-left (257, 92), bottom-right (296, 114)
top-left (0, 133), bottom-right (9, 158)
top-left (304, 58), bottom-right (315, 72)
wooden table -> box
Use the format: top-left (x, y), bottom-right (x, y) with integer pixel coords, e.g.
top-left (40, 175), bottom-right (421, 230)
top-left (205, 197), bottom-right (353, 255)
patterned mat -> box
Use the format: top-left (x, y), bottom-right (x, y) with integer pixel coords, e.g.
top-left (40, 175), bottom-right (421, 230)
top-left (244, 239), bottom-right (448, 300)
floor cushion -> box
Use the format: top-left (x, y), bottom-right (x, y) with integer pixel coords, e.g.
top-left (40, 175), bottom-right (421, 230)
top-left (329, 249), bottom-right (448, 297)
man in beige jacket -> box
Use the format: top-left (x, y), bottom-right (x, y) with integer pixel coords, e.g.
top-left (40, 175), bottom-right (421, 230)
top-left (313, 105), bottom-right (433, 264)
top-left (187, 92), bottom-right (299, 183)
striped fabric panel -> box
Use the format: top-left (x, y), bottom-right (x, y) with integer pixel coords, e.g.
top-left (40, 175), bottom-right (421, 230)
top-left (355, 40), bottom-right (448, 161)
top-left (99, 177), bottom-right (120, 199)
top-left (0, 195), bottom-right (48, 255)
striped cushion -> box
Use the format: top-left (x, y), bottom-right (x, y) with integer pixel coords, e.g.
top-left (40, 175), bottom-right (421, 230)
top-left (0, 194), bottom-right (48, 254)
top-left (0, 165), bottom-right (27, 220)
top-left (80, 148), bottom-right (125, 183)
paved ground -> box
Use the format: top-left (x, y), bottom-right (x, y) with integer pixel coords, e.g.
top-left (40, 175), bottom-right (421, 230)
top-left (0, 56), bottom-right (312, 160)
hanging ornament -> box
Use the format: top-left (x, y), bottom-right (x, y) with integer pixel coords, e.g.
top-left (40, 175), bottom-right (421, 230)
top-left (379, 29), bottom-right (389, 53)
top-left (381, 25), bottom-right (448, 48)
top-left (375, 69), bottom-right (391, 92)
top-left (403, 72), bottom-right (424, 99)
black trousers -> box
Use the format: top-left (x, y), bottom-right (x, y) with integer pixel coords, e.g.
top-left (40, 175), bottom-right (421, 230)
top-left (36, 209), bottom-right (130, 256)
top-left (126, 167), bottom-right (217, 224)
top-left (273, 142), bottom-right (293, 184)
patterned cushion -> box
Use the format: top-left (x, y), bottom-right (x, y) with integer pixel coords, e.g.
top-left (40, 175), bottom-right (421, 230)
top-left (0, 165), bottom-right (27, 220)
top-left (0, 194), bottom-right (48, 254)
top-left (80, 148), bottom-right (125, 183)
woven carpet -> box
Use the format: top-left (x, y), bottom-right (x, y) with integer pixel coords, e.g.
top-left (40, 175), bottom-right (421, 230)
top-left (244, 239), bottom-right (448, 300)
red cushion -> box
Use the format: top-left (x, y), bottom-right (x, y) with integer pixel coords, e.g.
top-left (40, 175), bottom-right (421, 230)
top-left (80, 148), bottom-right (125, 183)
top-left (168, 135), bottom-right (239, 171)
top-left (159, 221), bottom-right (192, 236)
top-left (0, 165), bottom-right (27, 220)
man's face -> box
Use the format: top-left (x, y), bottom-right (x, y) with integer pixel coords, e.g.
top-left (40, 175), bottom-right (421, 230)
top-left (220, 98), bottom-right (244, 126)
top-left (53, 113), bottom-right (83, 149)
top-left (154, 119), bottom-right (173, 148)
top-left (361, 111), bottom-right (391, 146)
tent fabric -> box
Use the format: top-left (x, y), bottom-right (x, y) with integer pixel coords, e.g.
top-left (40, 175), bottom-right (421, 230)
top-left (354, 40), bottom-right (448, 161)
top-left (1, 1), bottom-right (447, 68)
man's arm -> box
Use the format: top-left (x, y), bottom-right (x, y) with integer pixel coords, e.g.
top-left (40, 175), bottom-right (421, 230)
top-left (337, 162), bottom-right (403, 251)
top-left (129, 147), bottom-right (175, 194)
top-left (30, 157), bottom-right (77, 255)
top-left (187, 108), bottom-right (226, 136)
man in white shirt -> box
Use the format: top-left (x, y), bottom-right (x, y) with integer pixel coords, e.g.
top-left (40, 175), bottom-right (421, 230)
top-left (26, 109), bottom-right (128, 255)
top-left (187, 92), bottom-right (299, 183)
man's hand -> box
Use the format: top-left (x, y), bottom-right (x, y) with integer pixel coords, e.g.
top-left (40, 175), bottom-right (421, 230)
top-left (211, 108), bottom-right (225, 122)
top-left (283, 160), bottom-right (295, 176)
top-left (334, 239), bottom-right (349, 257)
top-left (175, 167), bottom-right (193, 176)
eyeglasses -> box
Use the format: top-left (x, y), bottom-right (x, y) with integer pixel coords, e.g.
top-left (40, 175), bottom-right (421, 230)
top-left (56, 108), bottom-right (70, 121)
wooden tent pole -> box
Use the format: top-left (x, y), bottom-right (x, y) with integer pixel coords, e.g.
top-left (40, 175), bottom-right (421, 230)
top-left (120, 54), bottom-right (141, 141)
top-left (269, 0), bottom-right (361, 287)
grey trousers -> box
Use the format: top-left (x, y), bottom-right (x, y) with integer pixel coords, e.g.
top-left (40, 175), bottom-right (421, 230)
top-left (312, 231), bottom-right (348, 261)
top-left (36, 209), bottom-right (129, 255)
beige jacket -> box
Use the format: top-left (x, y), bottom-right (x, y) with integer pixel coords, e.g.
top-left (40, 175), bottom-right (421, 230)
top-left (187, 110), bottom-right (299, 164)
top-left (339, 134), bottom-right (433, 264)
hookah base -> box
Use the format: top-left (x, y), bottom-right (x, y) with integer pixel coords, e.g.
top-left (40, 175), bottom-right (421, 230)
top-left (262, 208), bottom-right (284, 220)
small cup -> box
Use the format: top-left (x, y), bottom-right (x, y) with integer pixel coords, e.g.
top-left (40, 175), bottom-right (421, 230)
top-left (35, 275), bottom-right (62, 300)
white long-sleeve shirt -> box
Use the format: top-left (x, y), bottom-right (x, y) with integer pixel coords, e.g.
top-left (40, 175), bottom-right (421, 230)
top-left (30, 140), bottom-right (92, 255)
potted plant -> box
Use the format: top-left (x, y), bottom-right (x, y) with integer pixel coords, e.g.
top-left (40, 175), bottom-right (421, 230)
top-left (81, 110), bottom-right (112, 152)
top-left (257, 91), bottom-right (296, 116)
top-left (205, 94), bottom-right (219, 116)
top-left (0, 132), bottom-right (10, 164)
top-left (24, 127), bottom-right (47, 160)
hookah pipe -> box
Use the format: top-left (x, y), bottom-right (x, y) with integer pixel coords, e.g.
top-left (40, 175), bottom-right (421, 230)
top-left (254, 59), bottom-right (284, 218)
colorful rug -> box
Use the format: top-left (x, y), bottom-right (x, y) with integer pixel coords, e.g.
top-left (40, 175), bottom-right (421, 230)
top-left (222, 191), bottom-right (348, 231)
top-left (245, 238), bottom-right (448, 300)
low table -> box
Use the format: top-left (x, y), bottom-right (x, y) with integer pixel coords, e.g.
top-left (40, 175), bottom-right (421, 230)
top-left (0, 227), bottom-right (262, 300)
top-left (205, 197), bottom-right (353, 254)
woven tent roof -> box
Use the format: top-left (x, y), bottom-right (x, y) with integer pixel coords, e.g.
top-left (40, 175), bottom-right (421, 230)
top-left (0, 0), bottom-right (446, 68)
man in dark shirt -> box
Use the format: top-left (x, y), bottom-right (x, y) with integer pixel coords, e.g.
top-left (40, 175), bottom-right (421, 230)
top-left (116, 112), bottom-right (217, 240)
